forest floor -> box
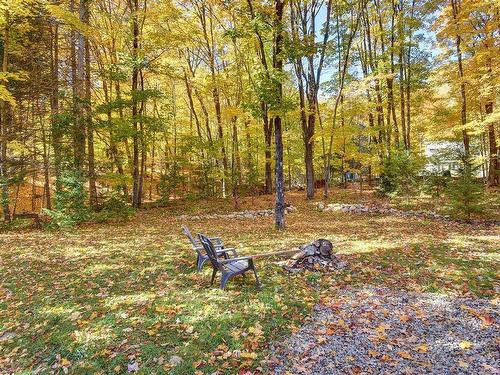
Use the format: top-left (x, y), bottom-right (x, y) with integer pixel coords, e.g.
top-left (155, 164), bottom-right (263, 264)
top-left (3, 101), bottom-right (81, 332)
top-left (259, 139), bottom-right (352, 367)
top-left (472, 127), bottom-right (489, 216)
top-left (0, 188), bottom-right (498, 374)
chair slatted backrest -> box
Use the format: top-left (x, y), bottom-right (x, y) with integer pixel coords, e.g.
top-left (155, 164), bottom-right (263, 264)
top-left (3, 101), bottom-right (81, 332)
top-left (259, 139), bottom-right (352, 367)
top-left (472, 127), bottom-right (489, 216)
top-left (198, 233), bottom-right (223, 272)
top-left (182, 225), bottom-right (199, 248)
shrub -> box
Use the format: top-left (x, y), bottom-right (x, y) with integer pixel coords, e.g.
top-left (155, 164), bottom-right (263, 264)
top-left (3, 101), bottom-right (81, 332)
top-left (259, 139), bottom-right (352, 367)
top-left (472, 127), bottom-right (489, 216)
top-left (94, 192), bottom-right (135, 223)
top-left (376, 150), bottom-right (425, 201)
top-left (423, 169), bottom-right (451, 198)
top-left (44, 170), bottom-right (90, 228)
top-left (158, 162), bottom-right (186, 204)
top-left (445, 161), bottom-right (485, 221)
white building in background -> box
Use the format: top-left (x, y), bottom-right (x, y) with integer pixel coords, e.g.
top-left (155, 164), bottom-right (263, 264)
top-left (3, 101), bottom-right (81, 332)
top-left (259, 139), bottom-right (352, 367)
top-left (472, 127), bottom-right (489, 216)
top-left (423, 141), bottom-right (487, 178)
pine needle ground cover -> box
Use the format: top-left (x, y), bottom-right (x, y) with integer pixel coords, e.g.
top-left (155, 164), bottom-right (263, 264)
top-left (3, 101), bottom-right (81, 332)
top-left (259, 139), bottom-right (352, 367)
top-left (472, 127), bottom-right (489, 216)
top-left (0, 191), bottom-right (498, 374)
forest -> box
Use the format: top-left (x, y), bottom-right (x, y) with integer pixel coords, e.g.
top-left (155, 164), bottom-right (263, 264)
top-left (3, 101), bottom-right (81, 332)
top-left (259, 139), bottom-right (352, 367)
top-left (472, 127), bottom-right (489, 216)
top-left (0, 0), bottom-right (498, 228)
top-left (0, 0), bottom-right (499, 374)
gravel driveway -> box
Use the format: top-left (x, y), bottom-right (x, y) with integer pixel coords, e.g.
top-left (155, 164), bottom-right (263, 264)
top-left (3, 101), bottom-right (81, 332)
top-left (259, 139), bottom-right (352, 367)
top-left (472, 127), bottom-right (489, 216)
top-left (272, 288), bottom-right (499, 374)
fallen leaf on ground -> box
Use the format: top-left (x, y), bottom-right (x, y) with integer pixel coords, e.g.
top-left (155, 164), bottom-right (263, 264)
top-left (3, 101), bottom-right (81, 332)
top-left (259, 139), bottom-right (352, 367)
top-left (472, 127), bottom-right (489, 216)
top-left (415, 344), bottom-right (428, 353)
top-left (459, 341), bottom-right (473, 349)
top-left (397, 351), bottom-right (413, 360)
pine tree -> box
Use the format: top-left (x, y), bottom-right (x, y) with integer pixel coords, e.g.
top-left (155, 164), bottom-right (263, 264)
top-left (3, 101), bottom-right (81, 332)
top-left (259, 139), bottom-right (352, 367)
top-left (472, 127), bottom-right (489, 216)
top-left (445, 160), bottom-right (485, 221)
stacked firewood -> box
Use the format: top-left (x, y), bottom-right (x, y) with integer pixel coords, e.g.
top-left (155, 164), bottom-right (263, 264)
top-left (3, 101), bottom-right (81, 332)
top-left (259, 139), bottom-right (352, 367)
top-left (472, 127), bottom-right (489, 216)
top-left (282, 239), bottom-right (347, 272)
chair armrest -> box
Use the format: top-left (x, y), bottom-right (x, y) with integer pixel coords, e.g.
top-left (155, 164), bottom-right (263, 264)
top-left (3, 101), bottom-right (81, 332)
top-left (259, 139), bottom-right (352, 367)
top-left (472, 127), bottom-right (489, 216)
top-left (194, 244), bottom-right (224, 251)
top-left (216, 247), bottom-right (237, 256)
top-left (209, 237), bottom-right (223, 245)
top-left (219, 256), bottom-right (253, 264)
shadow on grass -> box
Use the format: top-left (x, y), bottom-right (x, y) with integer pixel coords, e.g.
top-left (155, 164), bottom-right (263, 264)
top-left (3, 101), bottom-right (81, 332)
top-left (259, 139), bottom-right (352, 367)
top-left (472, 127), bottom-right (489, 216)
top-left (0, 198), bottom-right (497, 373)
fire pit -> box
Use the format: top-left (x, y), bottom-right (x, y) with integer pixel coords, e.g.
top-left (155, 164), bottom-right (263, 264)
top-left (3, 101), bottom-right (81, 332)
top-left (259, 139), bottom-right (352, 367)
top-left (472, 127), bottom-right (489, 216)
top-left (282, 239), bottom-right (347, 272)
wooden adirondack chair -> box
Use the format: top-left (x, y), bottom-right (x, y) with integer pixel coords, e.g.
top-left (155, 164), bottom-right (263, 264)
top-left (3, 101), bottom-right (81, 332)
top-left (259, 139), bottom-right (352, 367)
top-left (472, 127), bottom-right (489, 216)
top-left (198, 233), bottom-right (260, 290)
top-left (182, 225), bottom-right (237, 272)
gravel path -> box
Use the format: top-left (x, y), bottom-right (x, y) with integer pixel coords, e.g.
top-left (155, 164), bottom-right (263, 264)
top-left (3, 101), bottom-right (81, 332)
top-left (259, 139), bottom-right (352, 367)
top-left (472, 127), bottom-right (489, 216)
top-left (272, 288), bottom-right (499, 374)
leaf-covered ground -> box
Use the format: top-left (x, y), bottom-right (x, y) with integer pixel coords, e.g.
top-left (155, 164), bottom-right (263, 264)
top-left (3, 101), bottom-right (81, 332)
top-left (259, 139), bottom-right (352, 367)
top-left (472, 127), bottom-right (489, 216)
top-left (0, 190), bottom-right (498, 374)
top-left (273, 288), bottom-right (499, 374)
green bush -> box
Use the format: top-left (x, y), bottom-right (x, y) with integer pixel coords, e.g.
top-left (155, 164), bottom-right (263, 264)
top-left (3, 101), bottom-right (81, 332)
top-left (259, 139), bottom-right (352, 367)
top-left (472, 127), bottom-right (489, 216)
top-left (423, 170), bottom-right (450, 198)
top-left (445, 161), bottom-right (485, 221)
top-left (422, 153), bottom-right (453, 198)
top-left (158, 162), bottom-right (186, 204)
top-left (377, 150), bottom-right (425, 201)
top-left (44, 170), bottom-right (90, 228)
top-left (94, 192), bottom-right (135, 223)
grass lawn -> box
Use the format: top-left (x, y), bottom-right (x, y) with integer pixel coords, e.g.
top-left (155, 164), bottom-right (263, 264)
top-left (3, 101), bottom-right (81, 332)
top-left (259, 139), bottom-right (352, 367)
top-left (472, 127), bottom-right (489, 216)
top-left (0, 190), bottom-right (498, 374)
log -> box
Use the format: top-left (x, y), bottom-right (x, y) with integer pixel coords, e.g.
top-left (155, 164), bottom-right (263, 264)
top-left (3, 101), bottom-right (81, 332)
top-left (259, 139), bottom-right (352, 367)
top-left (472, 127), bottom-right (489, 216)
top-left (303, 245), bottom-right (317, 256)
top-left (252, 248), bottom-right (301, 259)
top-left (319, 240), bottom-right (332, 256)
top-left (281, 239), bottom-right (347, 272)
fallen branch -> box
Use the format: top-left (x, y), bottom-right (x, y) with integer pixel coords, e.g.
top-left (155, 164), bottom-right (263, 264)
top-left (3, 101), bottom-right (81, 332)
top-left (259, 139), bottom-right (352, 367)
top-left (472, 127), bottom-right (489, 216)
top-left (252, 248), bottom-right (301, 259)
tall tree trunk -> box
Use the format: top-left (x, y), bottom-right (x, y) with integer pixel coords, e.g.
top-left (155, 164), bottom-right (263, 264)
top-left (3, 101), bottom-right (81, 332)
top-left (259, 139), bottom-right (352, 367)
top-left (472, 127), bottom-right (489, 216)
top-left (197, 3), bottom-right (228, 197)
top-left (73, 0), bottom-right (86, 171)
top-left (304, 123), bottom-right (314, 198)
top-left (83, 0), bottom-right (97, 207)
top-left (0, 10), bottom-right (10, 222)
top-left (138, 72), bottom-right (146, 203)
top-left (50, 20), bottom-right (62, 193)
top-left (182, 68), bottom-right (203, 145)
top-left (293, 53), bottom-right (309, 194)
top-left (231, 114), bottom-right (242, 209)
top-left (451, 0), bottom-right (469, 156)
top-left (246, 0), bottom-right (274, 194)
top-left (274, 0), bottom-right (285, 230)
top-left (290, 0), bottom-right (332, 199)
top-left (405, 0), bottom-right (416, 149)
top-left (324, 4), bottom-right (361, 197)
top-left (399, 47), bottom-right (407, 150)
top-left (486, 102), bottom-right (498, 186)
top-left (388, 0), bottom-right (399, 149)
top-left (213, 85), bottom-right (228, 196)
top-left (375, 81), bottom-right (386, 154)
top-left (263, 102), bottom-right (273, 194)
top-left (374, 0), bottom-right (389, 156)
top-left (103, 76), bottom-right (127, 195)
top-left (149, 139), bottom-right (155, 200)
top-left (130, 0), bottom-right (141, 208)
top-left (193, 88), bottom-right (213, 143)
top-left (40, 107), bottom-right (52, 210)
top-left (244, 119), bottom-right (253, 180)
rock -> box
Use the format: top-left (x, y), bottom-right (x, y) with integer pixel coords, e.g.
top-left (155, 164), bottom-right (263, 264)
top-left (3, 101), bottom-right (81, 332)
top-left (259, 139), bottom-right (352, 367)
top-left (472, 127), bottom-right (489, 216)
top-left (179, 206), bottom-right (297, 220)
top-left (169, 356), bottom-right (183, 366)
top-left (283, 266), bottom-right (304, 274)
top-left (336, 261), bottom-right (348, 269)
top-left (0, 332), bottom-right (16, 342)
top-left (127, 361), bottom-right (139, 372)
top-left (317, 203), bottom-right (498, 227)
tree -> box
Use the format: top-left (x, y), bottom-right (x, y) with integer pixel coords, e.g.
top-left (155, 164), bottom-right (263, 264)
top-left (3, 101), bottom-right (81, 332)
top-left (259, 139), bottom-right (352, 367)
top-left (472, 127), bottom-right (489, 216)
top-left (289, 0), bottom-right (332, 199)
top-left (445, 160), bottom-right (485, 221)
top-left (0, 8), bottom-right (11, 222)
top-left (274, 0), bottom-right (285, 230)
